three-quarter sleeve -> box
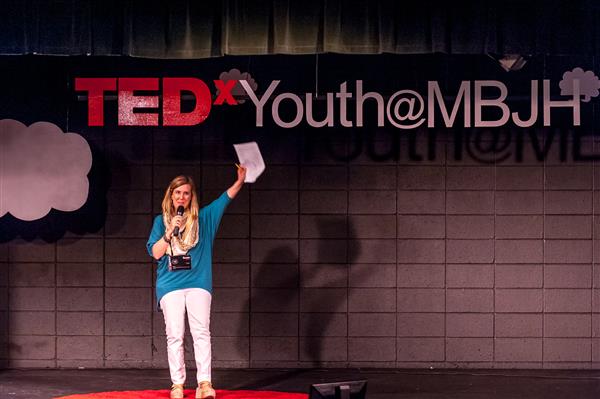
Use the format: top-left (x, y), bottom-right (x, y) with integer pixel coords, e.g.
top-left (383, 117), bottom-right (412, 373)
top-left (202, 191), bottom-right (232, 240)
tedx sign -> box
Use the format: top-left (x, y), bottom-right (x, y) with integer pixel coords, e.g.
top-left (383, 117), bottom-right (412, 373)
top-left (75, 67), bottom-right (598, 129)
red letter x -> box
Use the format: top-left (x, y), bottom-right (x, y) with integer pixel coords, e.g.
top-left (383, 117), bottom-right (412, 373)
top-left (213, 80), bottom-right (238, 105)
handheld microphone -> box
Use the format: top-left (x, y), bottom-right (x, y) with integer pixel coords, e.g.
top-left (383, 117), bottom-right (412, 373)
top-left (173, 206), bottom-right (184, 237)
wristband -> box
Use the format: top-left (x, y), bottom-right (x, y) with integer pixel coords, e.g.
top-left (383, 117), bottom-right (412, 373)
top-left (163, 233), bottom-right (171, 243)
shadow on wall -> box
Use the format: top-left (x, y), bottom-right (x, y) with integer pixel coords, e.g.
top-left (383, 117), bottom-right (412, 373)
top-left (301, 128), bottom-right (600, 165)
top-left (0, 142), bottom-right (109, 243)
top-left (301, 218), bottom-right (362, 364)
top-left (238, 216), bottom-right (362, 372)
top-left (0, 289), bottom-right (6, 368)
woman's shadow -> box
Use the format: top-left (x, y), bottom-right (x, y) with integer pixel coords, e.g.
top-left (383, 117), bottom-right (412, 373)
top-left (233, 216), bottom-right (367, 388)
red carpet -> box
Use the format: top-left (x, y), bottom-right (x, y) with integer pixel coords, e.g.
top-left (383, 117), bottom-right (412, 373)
top-left (55, 389), bottom-right (308, 399)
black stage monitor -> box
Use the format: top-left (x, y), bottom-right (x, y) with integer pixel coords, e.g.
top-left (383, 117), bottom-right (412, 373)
top-left (309, 380), bottom-right (367, 399)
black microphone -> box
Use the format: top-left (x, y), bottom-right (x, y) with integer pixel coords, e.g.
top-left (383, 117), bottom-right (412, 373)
top-left (173, 206), bottom-right (184, 237)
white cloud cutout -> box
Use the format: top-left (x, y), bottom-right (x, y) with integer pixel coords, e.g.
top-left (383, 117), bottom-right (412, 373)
top-left (218, 68), bottom-right (258, 104)
top-left (0, 120), bottom-right (92, 221)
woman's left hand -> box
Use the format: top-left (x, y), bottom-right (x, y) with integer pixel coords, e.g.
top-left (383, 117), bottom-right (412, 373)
top-left (227, 165), bottom-right (247, 199)
top-left (236, 165), bottom-right (247, 183)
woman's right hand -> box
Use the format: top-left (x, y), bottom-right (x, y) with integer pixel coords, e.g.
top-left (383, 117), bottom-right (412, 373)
top-left (168, 215), bottom-right (183, 237)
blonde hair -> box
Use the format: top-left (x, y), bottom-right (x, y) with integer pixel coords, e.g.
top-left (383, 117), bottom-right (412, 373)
top-left (161, 175), bottom-right (199, 239)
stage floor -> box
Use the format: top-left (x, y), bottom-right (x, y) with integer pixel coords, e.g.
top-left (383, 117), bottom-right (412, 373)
top-left (1, 368), bottom-right (599, 399)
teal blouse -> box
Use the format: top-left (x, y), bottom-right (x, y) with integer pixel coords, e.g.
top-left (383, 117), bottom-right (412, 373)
top-left (147, 191), bottom-right (231, 307)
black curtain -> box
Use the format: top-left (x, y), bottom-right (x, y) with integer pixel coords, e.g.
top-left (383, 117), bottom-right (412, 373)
top-left (0, 0), bottom-right (598, 58)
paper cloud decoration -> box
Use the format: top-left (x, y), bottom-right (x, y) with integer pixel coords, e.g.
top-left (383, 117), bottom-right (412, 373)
top-left (559, 67), bottom-right (600, 102)
top-left (0, 120), bottom-right (92, 221)
top-left (218, 68), bottom-right (258, 104)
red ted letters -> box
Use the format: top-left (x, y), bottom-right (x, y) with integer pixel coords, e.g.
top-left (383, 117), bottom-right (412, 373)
top-left (75, 77), bottom-right (236, 126)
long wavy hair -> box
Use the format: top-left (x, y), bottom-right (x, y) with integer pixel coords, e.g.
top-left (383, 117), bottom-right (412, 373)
top-left (161, 175), bottom-right (199, 240)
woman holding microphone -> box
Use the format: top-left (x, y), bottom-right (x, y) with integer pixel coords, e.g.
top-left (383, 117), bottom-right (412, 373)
top-left (147, 165), bottom-right (246, 399)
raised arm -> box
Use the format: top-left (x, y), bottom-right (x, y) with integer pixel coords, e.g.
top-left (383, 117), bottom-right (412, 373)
top-left (226, 165), bottom-right (247, 199)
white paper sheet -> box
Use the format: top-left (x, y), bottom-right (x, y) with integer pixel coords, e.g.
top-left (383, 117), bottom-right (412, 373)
top-left (233, 141), bottom-right (265, 183)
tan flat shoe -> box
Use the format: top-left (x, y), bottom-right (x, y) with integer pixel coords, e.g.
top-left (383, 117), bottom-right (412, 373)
top-left (170, 383), bottom-right (184, 399)
top-left (196, 380), bottom-right (216, 399)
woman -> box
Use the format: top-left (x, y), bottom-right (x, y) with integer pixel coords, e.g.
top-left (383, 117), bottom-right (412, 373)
top-left (147, 166), bottom-right (246, 399)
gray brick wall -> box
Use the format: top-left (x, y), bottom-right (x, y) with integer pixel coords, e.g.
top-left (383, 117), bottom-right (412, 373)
top-left (2, 134), bottom-right (600, 370)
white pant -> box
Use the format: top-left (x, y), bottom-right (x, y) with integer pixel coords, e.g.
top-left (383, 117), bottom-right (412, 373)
top-left (160, 288), bottom-right (212, 385)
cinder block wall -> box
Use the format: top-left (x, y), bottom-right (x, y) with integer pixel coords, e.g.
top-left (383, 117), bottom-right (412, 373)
top-left (1, 131), bottom-right (600, 369)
